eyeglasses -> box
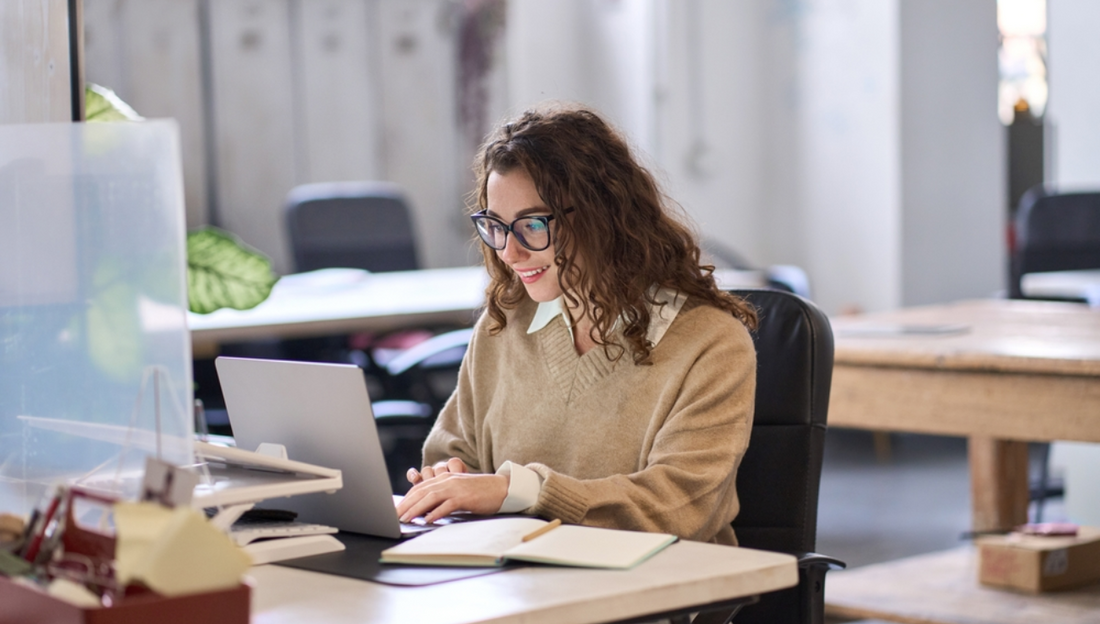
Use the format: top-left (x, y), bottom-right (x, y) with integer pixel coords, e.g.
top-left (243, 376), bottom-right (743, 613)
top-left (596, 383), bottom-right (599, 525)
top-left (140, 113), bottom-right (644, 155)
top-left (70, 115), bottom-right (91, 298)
top-left (470, 209), bottom-right (572, 252)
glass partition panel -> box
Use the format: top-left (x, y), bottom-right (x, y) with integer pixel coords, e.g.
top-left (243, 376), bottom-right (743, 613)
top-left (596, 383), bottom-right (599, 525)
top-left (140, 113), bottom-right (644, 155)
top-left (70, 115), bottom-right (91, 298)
top-left (0, 120), bottom-right (192, 515)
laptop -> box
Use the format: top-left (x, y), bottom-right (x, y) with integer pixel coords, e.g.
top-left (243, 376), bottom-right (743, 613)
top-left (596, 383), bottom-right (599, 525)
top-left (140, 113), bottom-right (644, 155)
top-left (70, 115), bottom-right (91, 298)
top-left (215, 356), bottom-right (432, 539)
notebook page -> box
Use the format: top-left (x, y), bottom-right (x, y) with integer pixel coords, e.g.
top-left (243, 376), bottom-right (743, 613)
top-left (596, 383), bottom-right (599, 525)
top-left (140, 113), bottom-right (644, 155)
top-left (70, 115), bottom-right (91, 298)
top-left (380, 517), bottom-right (547, 565)
top-left (505, 525), bottom-right (677, 569)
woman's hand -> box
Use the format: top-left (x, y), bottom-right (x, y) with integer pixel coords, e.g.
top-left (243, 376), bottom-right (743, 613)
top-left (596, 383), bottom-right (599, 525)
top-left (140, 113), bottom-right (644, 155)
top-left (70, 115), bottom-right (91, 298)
top-left (406, 457), bottom-right (469, 486)
top-left (397, 469), bottom-right (509, 524)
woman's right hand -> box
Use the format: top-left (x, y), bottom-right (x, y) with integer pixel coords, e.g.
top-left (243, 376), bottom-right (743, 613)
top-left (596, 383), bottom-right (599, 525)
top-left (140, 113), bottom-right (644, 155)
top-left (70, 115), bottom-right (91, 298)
top-left (406, 457), bottom-right (469, 486)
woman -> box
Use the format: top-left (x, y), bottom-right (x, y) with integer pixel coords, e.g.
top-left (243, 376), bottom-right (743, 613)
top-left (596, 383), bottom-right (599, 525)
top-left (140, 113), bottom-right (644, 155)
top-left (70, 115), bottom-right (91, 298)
top-left (396, 103), bottom-right (757, 545)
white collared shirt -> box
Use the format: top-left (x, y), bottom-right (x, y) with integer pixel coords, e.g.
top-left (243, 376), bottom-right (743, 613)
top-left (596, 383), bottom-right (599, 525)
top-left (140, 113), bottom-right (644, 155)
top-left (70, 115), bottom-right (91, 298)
top-left (495, 288), bottom-right (687, 513)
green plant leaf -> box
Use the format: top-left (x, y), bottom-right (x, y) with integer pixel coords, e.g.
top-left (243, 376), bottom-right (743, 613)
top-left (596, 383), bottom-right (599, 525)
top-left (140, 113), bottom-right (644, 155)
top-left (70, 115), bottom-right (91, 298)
top-left (85, 83), bottom-right (144, 122)
top-left (86, 260), bottom-right (143, 382)
top-left (187, 227), bottom-right (278, 314)
top-left (81, 83), bottom-right (276, 315)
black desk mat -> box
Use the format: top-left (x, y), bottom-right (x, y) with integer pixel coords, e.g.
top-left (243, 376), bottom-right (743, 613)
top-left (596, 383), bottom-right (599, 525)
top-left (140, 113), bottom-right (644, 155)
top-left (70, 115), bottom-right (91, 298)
top-left (274, 531), bottom-right (519, 586)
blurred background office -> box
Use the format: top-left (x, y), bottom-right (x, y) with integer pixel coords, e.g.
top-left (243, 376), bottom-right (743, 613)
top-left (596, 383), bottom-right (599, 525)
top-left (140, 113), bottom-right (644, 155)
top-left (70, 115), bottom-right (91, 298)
top-left (74, 0), bottom-right (1085, 319)
top-left (8, 0), bottom-right (1100, 575)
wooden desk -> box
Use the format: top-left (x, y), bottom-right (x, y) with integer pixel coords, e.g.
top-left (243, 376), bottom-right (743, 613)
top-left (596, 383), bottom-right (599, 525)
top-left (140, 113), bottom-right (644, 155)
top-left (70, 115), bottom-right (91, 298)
top-left (248, 540), bottom-right (797, 624)
top-left (828, 299), bottom-right (1100, 531)
top-left (188, 267), bottom-right (765, 357)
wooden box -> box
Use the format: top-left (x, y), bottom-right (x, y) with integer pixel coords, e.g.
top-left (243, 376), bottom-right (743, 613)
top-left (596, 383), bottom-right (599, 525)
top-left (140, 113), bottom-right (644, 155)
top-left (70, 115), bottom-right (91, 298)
top-left (0, 575), bottom-right (250, 624)
top-left (978, 526), bottom-right (1100, 593)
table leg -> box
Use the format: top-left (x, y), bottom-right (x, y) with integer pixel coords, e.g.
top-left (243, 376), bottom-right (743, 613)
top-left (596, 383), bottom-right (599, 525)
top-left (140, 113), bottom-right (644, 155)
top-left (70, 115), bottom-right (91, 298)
top-left (968, 436), bottom-right (1030, 532)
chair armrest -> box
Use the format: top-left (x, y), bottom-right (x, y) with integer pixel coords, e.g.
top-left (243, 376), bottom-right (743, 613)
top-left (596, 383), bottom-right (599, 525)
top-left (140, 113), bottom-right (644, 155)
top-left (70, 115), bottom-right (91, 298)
top-left (384, 328), bottom-right (473, 376)
top-left (796, 551), bottom-right (846, 572)
top-left (793, 552), bottom-right (845, 624)
top-left (700, 552), bottom-right (846, 624)
top-left (372, 400), bottom-right (432, 424)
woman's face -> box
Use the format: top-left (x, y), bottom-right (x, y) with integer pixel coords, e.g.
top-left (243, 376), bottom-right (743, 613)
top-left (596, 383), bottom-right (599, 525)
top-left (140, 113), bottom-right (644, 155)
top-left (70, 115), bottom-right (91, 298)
top-left (485, 168), bottom-right (564, 303)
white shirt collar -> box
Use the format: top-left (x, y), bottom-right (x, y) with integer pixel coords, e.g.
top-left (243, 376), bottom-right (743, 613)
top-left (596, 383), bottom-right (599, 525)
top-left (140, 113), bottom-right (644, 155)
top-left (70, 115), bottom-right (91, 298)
top-left (526, 287), bottom-right (686, 347)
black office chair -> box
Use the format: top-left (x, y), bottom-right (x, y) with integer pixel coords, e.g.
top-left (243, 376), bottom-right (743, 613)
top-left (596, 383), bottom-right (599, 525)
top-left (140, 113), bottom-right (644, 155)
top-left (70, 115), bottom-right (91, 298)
top-left (683, 289), bottom-right (843, 624)
top-left (281, 179), bottom-right (449, 373)
top-left (1007, 187), bottom-right (1100, 519)
top-left (1009, 186), bottom-right (1100, 300)
top-left (285, 181), bottom-right (420, 273)
top-left (282, 180), bottom-right (427, 368)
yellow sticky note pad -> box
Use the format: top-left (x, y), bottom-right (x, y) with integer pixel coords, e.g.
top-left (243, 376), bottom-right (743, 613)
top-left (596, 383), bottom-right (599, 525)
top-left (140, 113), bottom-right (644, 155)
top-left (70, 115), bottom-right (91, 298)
top-left (114, 502), bottom-right (251, 596)
top-left (114, 502), bottom-right (176, 586)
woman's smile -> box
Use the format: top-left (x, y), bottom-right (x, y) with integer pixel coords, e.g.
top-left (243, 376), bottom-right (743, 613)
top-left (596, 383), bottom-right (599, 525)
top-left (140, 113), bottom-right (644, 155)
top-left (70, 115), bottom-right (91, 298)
top-left (515, 265), bottom-right (550, 283)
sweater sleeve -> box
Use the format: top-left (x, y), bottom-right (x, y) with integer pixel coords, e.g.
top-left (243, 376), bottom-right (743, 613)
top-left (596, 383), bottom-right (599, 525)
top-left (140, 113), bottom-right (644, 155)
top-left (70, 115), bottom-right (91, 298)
top-left (527, 318), bottom-right (756, 544)
top-left (420, 317), bottom-right (486, 473)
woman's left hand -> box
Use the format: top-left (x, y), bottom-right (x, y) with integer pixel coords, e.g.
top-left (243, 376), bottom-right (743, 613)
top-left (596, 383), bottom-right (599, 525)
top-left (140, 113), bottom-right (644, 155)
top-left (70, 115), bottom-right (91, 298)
top-left (396, 472), bottom-right (509, 524)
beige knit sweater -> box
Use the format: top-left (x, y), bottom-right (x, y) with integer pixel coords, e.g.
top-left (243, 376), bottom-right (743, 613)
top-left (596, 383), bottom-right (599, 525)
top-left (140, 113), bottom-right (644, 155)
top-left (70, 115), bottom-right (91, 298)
top-left (422, 296), bottom-right (756, 545)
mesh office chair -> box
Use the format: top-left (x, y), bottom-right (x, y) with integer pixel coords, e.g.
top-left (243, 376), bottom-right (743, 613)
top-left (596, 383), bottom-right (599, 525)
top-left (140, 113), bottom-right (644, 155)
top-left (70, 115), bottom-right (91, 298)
top-left (680, 289), bottom-right (843, 624)
top-left (1008, 187), bottom-right (1100, 519)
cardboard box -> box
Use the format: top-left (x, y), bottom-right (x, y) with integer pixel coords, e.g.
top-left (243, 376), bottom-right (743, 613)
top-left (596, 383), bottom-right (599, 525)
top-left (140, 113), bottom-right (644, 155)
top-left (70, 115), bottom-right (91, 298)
top-left (978, 526), bottom-right (1100, 593)
top-left (0, 575), bottom-right (250, 624)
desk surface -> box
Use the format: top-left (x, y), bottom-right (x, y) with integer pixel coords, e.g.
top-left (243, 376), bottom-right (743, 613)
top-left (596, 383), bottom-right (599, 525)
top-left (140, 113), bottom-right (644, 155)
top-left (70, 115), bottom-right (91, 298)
top-left (248, 540), bottom-right (797, 624)
top-left (828, 298), bottom-right (1100, 442)
top-left (831, 298), bottom-right (1100, 377)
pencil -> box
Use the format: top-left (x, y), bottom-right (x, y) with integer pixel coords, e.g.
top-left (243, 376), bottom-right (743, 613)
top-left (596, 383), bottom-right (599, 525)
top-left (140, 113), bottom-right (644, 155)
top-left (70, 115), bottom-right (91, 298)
top-left (521, 518), bottom-right (562, 542)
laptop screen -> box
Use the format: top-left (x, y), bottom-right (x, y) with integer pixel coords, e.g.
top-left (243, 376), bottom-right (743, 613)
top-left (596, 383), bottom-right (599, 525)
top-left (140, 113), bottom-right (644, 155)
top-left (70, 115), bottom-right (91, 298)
top-left (215, 356), bottom-right (404, 539)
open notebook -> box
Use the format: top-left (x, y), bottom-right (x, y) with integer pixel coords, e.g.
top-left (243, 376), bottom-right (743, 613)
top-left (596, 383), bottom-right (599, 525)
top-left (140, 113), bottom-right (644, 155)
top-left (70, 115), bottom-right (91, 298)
top-left (379, 518), bottom-right (677, 569)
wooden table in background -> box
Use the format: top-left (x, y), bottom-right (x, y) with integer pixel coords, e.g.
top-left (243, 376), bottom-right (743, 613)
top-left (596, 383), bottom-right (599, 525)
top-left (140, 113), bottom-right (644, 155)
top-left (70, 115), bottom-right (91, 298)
top-left (825, 547), bottom-right (1100, 624)
top-left (828, 299), bottom-right (1100, 532)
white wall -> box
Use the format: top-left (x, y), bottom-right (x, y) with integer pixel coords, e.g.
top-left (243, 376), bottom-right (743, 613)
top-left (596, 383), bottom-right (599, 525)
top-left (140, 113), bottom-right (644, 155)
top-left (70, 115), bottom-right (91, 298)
top-left (373, 0), bottom-right (463, 270)
top-left (75, 0), bottom-right (1006, 306)
top-left (506, 0), bottom-right (657, 150)
top-left (0, 0), bottom-right (71, 124)
top-left (83, 0), bottom-right (481, 274)
top-left (899, 0), bottom-right (1004, 306)
top-left (654, 0), bottom-right (765, 268)
top-left (509, 0), bottom-right (1002, 314)
top-left (1048, 0), bottom-right (1100, 187)
top-left (84, 0), bottom-right (209, 230)
top-left (205, 0), bottom-right (299, 271)
top-left (796, 0), bottom-right (901, 314)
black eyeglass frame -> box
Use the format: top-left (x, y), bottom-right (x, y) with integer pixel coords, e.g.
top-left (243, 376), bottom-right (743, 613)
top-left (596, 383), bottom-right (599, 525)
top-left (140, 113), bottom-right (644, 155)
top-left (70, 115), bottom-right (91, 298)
top-left (470, 208), bottom-right (572, 252)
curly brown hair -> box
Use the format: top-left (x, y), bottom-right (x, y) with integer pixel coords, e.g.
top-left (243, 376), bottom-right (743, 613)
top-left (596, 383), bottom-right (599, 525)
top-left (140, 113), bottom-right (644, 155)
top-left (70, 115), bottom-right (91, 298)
top-left (472, 103), bottom-right (757, 363)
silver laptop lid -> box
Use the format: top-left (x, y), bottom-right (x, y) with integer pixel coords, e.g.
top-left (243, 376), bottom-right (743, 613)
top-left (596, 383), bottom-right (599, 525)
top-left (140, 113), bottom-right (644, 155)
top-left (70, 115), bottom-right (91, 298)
top-left (215, 356), bottom-right (403, 539)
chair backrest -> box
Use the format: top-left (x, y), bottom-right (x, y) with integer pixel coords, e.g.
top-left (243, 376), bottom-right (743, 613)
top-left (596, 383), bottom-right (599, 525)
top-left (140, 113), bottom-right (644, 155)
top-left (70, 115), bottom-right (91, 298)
top-left (1010, 188), bottom-right (1100, 298)
top-left (728, 288), bottom-right (834, 624)
top-left (286, 181), bottom-right (419, 273)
